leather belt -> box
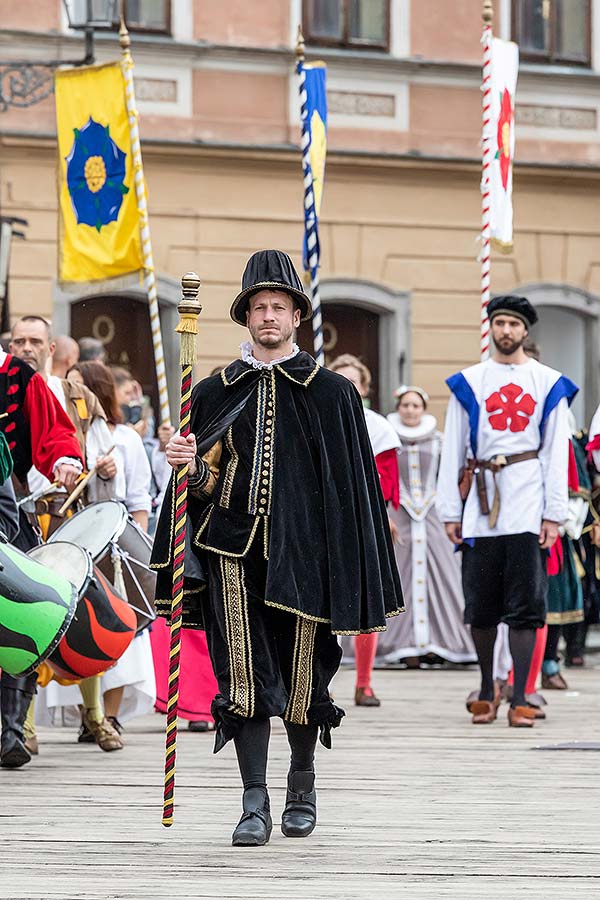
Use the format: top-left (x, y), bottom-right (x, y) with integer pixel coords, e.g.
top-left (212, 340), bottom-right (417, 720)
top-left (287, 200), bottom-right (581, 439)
top-left (466, 450), bottom-right (539, 528)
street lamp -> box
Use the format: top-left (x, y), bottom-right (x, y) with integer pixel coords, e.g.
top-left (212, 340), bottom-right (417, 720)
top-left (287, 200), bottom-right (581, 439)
top-left (63, 0), bottom-right (121, 63)
top-left (0, 0), bottom-right (120, 110)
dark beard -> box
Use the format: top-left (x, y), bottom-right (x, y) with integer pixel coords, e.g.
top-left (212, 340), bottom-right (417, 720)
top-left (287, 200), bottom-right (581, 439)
top-left (248, 323), bottom-right (293, 350)
top-left (494, 337), bottom-right (524, 356)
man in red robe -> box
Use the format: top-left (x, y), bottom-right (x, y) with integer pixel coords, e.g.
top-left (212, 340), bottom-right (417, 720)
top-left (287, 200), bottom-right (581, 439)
top-left (0, 328), bottom-right (83, 767)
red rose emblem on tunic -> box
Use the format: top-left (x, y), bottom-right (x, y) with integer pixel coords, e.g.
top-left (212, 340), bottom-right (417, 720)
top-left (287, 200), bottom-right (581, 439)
top-left (485, 383), bottom-right (536, 432)
top-left (496, 88), bottom-right (513, 191)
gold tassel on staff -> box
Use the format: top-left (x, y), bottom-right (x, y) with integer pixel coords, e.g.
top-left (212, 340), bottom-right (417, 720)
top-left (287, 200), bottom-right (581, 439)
top-left (162, 271), bottom-right (202, 827)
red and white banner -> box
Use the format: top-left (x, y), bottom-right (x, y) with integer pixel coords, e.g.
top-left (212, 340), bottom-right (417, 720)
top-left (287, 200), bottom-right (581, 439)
top-left (489, 38), bottom-right (519, 250)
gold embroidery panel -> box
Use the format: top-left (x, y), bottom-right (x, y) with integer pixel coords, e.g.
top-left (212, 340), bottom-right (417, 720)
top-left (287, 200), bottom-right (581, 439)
top-left (285, 616), bottom-right (316, 725)
top-left (220, 556), bottom-right (254, 718)
top-left (220, 426), bottom-right (238, 509)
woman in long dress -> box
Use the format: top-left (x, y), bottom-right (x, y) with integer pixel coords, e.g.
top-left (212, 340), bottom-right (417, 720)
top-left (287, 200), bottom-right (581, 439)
top-left (329, 354), bottom-right (401, 704)
top-left (377, 386), bottom-right (476, 665)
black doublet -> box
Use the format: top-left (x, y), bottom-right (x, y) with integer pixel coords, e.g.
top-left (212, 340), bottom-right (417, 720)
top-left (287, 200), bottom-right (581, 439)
top-left (151, 350), bottom-right (404, 749)
top-left (151, 351), bottom-right (404, 634)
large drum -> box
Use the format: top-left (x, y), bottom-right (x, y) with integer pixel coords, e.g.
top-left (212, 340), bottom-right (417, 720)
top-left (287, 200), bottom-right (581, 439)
top-left (28, 542), bottom-right (137, 680)
top-left (0, 537), bottom-right (77, 677)
top-left (49, 501), bottom-right (156, 631)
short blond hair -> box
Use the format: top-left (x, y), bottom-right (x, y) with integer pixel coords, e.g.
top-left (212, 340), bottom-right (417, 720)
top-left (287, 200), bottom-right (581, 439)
top-left (329, 353), bottom-right (372, 393)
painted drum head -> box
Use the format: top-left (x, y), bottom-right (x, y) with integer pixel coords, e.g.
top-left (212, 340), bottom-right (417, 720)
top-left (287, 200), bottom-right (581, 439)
top-left (48, 501), bottom-right (127, 560)
top-left (28, 542), bottom-right (92, 595)
top-left (0, 541), bottom-right (77, 677)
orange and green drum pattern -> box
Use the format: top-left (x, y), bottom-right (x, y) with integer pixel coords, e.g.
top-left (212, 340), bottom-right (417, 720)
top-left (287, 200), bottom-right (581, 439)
top-left (0, 543), bottom-right (77, 676)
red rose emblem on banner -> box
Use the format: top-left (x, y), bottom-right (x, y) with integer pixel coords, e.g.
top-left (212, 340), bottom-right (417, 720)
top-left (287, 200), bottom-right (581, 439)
top-left (496, 87), bottom-right (513, 191)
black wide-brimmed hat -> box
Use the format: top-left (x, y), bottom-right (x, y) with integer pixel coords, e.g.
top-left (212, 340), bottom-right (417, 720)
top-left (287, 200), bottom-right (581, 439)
top-left (488, 294), bottom-right (538, 328)
top-left (230, 250), bottom-right (313, 326)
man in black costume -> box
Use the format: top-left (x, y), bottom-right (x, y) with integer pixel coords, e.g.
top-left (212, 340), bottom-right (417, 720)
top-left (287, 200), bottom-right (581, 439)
top-left (151, 250), bottom-right (403, 846)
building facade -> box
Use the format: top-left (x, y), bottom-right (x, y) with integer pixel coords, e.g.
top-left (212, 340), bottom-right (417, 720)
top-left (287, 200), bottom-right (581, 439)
top-left (1, 0), bottom-right (600, 423)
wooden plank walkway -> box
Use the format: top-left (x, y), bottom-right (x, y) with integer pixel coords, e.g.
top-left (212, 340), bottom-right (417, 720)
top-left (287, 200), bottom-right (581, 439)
top-left (2, 663), bottom-right (600, 899)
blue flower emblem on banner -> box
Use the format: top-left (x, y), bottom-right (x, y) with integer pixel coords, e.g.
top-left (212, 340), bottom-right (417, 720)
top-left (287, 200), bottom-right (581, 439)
top-left (65, 117), bottom-right (130, 232)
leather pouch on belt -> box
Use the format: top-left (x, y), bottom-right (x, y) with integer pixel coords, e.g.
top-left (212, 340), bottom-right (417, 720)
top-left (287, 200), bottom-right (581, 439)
top-left (458, 467), bottom-right (473, 502)
top-left (475, 468), bottom-right (491, 516)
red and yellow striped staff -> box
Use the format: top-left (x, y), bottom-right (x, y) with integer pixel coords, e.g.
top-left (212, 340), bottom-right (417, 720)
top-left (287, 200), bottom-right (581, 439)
top-left (162, 271), bottom-right (202, 827)
top-left (480, 0), bottom-right (493, 361)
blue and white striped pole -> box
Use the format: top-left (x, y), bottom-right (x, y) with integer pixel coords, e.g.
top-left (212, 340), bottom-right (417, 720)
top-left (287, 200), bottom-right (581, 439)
top-left (296, 45), bottom-right (324, 365)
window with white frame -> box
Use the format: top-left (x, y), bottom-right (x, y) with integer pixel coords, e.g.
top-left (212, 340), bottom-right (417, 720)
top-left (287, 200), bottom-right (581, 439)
top-left (303, 0), bottom-right (390, 51)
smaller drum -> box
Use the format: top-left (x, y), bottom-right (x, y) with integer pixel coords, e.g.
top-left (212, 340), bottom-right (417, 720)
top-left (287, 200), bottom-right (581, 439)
top-left (49, 501), bottom-right (156, 632)
top-left (28, 542), bottom-right (137, 680)
top-left (0, 537), bottom-right (77, 677)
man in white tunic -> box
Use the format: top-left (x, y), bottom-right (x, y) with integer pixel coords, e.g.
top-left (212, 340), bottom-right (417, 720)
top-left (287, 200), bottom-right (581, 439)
top-left (437, 295), bottom-right (576, 727)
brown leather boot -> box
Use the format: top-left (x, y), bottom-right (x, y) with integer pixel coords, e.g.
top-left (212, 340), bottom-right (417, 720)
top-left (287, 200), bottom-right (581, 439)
top-left (355, 687), bottom-right (381, 707)
top-left (470, 700), bottom-right (498, 724)
top-left (507, 706), bottom-right (536, 728)
top-left (541, 672), bottom-right (568, 690)
top-left (466, 681), bottom-right (501, 713)
top-left (82, 711), bottom-right (124, 751)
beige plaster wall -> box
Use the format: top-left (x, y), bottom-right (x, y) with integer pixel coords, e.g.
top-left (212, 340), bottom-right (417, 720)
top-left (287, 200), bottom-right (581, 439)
top-left (2, 0), bottom-right (61, 31)
top-left (3, 139), bottom-right (600, 422)
top-left (193, 0), bottom-right (289, 46)
top-left (411, 0), bottom-right (483, 64)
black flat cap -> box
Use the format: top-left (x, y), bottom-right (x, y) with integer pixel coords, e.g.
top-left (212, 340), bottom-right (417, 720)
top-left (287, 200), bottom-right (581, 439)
top-left (488, 295), bottom-right (538, 328)
top-left (230, 250), bottom-right (312, 326)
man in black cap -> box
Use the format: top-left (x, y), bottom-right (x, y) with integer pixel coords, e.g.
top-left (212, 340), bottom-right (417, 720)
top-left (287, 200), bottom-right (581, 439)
top-left (152, 249), bottom-right (403, 846)
top-left (437, 295), bottom-right (577, 728)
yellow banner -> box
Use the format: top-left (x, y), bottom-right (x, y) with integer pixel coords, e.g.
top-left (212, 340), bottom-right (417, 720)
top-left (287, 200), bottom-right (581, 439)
top-left (55, 61), bottom-right (143, 283)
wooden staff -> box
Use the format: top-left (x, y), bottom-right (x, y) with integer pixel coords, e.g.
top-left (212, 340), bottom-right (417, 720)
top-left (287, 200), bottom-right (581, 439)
top-left (56, 445), bottom-right (116, 516)
top-left (162, 271), bottom-right (202, 827)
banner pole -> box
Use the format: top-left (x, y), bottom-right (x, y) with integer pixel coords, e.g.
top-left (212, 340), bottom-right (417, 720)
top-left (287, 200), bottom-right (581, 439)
top-left (480, 0), bottom-right (494, 362)
top-left (119, 20), bottom-right (171, 424)
top-left (295, 27), bottom-right (325, 366)
top-left (161, 271), bottom-right (202, 827)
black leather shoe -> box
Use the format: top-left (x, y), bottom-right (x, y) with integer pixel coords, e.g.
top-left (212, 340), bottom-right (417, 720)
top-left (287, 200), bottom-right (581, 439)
top-left (281, 771), bottom-right (317, 838)
top-left (232, 788), bottom-right (272, 847)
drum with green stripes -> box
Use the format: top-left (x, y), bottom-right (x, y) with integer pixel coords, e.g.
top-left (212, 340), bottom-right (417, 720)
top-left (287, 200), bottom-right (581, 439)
top-left (0, 539), bottom-right (78, 676)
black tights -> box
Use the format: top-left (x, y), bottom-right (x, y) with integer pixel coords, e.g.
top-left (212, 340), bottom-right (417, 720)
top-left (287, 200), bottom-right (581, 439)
top-left (233, 718), bottom-right (319, 804)
top-left (545, 623), bottom-right (585, 663)
top-left (544, 624), bottom-right (560, 663)
top-left (234, 717), bottom-right (270, 803)
top-left (471, 625), bottom-right (536, 707)
top-left (284, 722), bottom-right (319, 773)
top-left (471, 626), bottom-right (497, 703)
top-left (508, 627), bottom-right (536, 708)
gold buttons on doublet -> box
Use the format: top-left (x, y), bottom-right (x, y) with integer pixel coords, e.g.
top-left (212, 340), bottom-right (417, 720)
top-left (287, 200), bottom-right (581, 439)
top-left (248, 370), bottom-right (276, 516)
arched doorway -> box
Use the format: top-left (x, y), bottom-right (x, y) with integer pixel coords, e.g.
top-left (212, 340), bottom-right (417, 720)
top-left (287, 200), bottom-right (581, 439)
top-left (522, 284), bottom-right (600, 427)
top-left (70, 294), bottom-right (159, 411)
top-left (297, 280), bottom-right (410, 413)
top-left (297, 303), bottom-right (381, 406)
top-left (52, 275), bottom-right (181, 421)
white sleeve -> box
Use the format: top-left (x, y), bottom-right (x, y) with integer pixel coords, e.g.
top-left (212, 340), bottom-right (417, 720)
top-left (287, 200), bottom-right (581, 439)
top-left (151, 445), bottom-right (172, 494)
top-left (85, 418), bottom-right (114, 469)
top-left (435, 393), bottom-right (469, 523)
top-left (589, 404), bottom-right (600, 471)
top-left (539, 396), bottom-right (569, 524)
top-left (123, 430), bottom-right (153, 514)
top-left (86, 419), bottom-right (118, 502)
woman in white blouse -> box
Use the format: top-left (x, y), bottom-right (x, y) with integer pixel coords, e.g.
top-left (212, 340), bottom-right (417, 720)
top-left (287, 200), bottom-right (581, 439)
top-left (66, 362), bottom-right (155, 732)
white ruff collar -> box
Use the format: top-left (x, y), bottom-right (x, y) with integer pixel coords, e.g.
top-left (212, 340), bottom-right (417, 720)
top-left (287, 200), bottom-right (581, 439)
top-left (240, 341), bottom-right (300, 370)
top-left (387, 412), bottom-right (438, 442)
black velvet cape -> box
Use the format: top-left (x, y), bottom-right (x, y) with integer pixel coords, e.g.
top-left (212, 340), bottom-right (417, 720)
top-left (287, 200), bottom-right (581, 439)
top-left (151, 352), bottom-right (404, 635)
